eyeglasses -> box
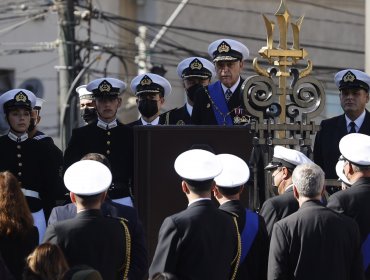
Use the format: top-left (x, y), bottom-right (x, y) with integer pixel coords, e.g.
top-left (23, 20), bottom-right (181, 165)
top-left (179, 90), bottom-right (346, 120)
top-left (272, 168), bottom-right (282, 177)
top-left (339, 155), bottom-right (350, 170)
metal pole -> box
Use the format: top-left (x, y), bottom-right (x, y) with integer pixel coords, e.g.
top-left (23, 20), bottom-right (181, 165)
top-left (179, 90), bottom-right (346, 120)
top-left (135, 26), bottom-right (148, 75)
top-left (149, 0), bottom-right (189, 49)
top-left (55, 0), bottom-right (76, 148)
top-left (146, 0), bottom-right (188, 71)
top-left (366, 0), bottom-right (370, 73)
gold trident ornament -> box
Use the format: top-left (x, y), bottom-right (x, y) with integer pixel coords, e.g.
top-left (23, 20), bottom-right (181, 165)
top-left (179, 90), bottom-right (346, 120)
top-left (253, 0), bottom-right (312, 129)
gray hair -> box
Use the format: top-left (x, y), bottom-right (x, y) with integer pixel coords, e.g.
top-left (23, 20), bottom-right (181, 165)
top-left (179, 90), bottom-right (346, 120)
top-left (292, 163), bottom-right (325, 198)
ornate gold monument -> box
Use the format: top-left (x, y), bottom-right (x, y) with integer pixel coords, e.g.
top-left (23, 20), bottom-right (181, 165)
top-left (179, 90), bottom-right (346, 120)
top-left (242, 0), bottom-right (325, 206)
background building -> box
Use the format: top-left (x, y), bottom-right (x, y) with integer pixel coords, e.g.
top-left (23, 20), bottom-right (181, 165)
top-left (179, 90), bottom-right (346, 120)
top-left (0, 0), bottom-right (366, 148)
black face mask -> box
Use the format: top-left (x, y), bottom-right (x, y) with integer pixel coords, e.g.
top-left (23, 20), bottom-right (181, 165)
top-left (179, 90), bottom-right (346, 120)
top-left (28, 118), bottom-right (36, 132)
top-left (81, 107), bottom-right (97, 124)
top-left (138, 99), bottom-right (158, 118)
top-left (186, 83), bottom-right (203, 103)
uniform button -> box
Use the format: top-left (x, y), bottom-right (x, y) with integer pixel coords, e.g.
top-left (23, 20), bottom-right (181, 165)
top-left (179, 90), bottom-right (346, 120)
top-left (107, 131), bottom-right (111, 136)
top-left (17, 145), bottom-right (21, 149)
top-left (107, 141), bottom-right (111, 145)
top-left (18, 162), bottom-right (22, 167)
top-left (17, 154), bottom-right (21, 158)
top-left (106, 150), bottom-right (110, 155)
top-left (18, 172), bottom-right (22, 176)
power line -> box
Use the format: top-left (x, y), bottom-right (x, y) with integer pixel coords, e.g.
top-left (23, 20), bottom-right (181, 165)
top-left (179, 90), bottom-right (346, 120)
top-left (101, 11), bottom-right (364, 55)
top-left (155, 0), bottom-right (364, 24)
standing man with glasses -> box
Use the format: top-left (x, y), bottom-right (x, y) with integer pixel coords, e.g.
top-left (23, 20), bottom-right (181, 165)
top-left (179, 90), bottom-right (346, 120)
top-left (314, 69), bottom-right (370, 193)
top-left (191, 38), bottom-right (251, 125)
top-left (259, 146), bottom-right (313, 238)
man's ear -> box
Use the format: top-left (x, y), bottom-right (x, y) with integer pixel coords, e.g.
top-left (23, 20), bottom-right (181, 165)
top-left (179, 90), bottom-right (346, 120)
top-left (213, 186), bottom-right (220, 198)
top-left (239, 185), bottom-right (244, 195)
top-left (36, 115), bottom-right (41, 125)
top-left (117, 97), bottom-right (122, 107)
top-left (348, 162), bottom-right (355, 175)
top-left (159, 97), bottom-right (165, 105)
top-left (282, 167), bottom-right (290, 180)
top-left (100, 191), bottom-right (107, 202)
top-left (293, 186), bottom-right (299, 201)
top-left (181, 181), bottom-right (190, 194)
top-left (70, 192), bottom-right (76, 203)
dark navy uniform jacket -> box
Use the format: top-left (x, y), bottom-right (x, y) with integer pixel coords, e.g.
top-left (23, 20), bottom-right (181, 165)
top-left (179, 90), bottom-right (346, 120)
top-left (259, 187), bottom-right (299, 239)
top-left (48, 200), bottom-right (148, 280)
top-left (219, 200), bottom-right (269, 280)
top-left (64, 121), bottom-right (133, 199)
top-left (32, 130), bottom-right (65, 201)
top-left (168, 105), bottom-right (191, 125)
top-left (314, 110), bottom-right (370, 179)
top-left (44, 209), bottom-right (128, 280)
top-left (327, 177), bottom-right (370, 279)
top-left (149, 199), bottom-right (238, 280)
top-left (191, 78), bottom-right (247, 125)
top-left (0, 134), bottom-right (62, 216)
top-left (127, 114), bottom-right (168, 127)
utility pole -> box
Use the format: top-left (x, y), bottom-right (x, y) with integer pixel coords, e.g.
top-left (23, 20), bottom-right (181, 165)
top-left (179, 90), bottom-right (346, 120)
top-left (366, 0), bottom-right (370, 73)
top-left (135, 0), bottom-right (188, 74)
top-left (135, 25), bottom-right (148, 75)
top-left (54, 0), bottom-right (76, 149)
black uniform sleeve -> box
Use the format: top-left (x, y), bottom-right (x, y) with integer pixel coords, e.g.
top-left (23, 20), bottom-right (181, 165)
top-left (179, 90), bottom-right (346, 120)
top-left (128, 209), bottom-right (149, 280)
top-left (259, 199), bottom-right (278, 239)
top-left (63, 128), bottom-right (83, 172)
top-left (149, 217), bottom-right (179, 277)
top-left (313, 120), bottom-right (324, 170)
top-left (190, 87), bottom-right (208, 125)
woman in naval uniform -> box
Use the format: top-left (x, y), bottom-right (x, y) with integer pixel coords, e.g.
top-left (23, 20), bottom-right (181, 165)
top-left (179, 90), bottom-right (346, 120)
top-left (0, 89), bottom-right (63, 242)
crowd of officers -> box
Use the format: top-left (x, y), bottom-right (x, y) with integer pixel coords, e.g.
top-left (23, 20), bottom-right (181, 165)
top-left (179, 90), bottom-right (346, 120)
top-left (0, 37), bottom-right (369, 280)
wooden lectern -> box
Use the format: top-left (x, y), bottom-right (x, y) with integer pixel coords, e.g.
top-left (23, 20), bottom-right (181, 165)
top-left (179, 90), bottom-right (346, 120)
top-left (133, 125), bottom-right (253, 261)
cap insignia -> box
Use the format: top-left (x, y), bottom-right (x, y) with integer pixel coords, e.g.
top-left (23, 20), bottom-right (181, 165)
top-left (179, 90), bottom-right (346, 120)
top-left (140, 75), bottom-right (152, 86)
top-left (98, 80), bottom-right (112, 92)
top-left (343, 71), bottom-right (356, 83)
top-left (15, 91), bottom-right (27, 103)
top-left (218, 41), bottom-right (230, 53)
top-left (190, 59), bottom-right (203, 70)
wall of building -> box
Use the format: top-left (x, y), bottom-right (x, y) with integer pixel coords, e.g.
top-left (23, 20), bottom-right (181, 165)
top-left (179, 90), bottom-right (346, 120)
top-left (0, 0), bottom-right (366, 147)
top-left (136, 0), bottom-right (366, 122)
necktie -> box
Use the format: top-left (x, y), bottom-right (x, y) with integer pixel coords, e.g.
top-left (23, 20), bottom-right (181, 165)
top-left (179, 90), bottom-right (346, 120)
top-left (225, 89), bottom-right (233, 102)
top-left (349, 121), bottom-right (356, 133)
